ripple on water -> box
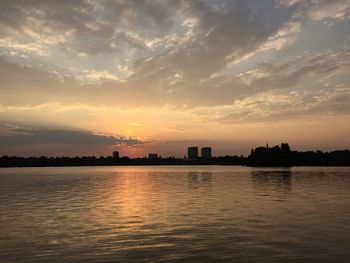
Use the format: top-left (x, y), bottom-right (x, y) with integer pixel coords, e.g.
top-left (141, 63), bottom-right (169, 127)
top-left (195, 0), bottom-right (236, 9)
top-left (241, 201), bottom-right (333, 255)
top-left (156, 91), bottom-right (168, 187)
top-left (0, 166), bottom-right (349, 262)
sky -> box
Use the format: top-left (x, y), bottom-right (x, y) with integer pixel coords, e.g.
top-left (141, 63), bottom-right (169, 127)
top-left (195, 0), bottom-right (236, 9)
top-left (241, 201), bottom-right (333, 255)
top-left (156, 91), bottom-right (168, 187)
top-left (0, 0), bottom-right (349, 157)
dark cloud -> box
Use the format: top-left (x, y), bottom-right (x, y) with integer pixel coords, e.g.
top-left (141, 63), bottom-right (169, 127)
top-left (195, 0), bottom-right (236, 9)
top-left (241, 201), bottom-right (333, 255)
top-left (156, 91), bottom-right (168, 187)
top-left (0, 124), bottom-right (143, 146)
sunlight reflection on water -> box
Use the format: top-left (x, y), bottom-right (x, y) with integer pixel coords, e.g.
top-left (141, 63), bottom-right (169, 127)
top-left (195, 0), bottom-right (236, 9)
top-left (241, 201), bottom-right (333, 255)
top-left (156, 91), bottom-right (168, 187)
top-left (0, 166), bottom-right (349, 262)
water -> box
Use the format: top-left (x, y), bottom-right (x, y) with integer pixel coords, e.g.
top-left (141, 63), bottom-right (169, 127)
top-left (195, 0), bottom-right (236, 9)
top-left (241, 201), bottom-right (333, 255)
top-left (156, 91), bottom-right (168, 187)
top-left (0, 166), bottom-right (349, 262)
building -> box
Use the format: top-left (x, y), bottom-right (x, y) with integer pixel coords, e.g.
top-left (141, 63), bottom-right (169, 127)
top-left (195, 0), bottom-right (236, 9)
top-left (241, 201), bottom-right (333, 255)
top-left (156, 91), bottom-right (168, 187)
top-left (187, 147), bottom-right (198, 159)
top-left (148, 153), bottom-right (158, 159)
top-left (201, 147), bottom-right (212, 159)
top-left (112, 151), bottom-right (119, 159)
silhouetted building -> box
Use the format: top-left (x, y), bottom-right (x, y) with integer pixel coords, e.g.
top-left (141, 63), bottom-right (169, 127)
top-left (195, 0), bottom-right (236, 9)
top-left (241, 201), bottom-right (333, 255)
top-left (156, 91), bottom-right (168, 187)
top-left (187, 147), bottom-right (198, 159)
top-left (201, 147), bottom-right (212, 158)
top-left (148, 153), bottom-right (158, 159)
top-left (113, 151), bottom-right (119, 159)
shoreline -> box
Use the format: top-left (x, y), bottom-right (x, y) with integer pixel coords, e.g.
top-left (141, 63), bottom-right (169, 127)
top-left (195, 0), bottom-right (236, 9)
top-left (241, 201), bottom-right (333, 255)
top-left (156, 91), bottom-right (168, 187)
top-left (1, 163), bottom-right (350, 168)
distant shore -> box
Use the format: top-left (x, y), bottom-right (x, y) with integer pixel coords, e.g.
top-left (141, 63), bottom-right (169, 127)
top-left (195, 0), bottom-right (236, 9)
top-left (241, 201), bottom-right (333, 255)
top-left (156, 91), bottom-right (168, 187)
top-left (1, 150), bottom-right (350, 168)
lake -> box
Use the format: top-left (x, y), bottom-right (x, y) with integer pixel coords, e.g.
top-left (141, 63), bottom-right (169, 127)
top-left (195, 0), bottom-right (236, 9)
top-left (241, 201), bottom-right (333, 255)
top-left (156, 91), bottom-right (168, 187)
top-left (0, 166), bottom-right (349, 262)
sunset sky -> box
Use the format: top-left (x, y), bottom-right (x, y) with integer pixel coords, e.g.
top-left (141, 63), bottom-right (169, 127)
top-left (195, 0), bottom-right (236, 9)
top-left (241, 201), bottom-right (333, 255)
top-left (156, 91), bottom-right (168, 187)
top-left (0, 0), bottom-right (349, 157)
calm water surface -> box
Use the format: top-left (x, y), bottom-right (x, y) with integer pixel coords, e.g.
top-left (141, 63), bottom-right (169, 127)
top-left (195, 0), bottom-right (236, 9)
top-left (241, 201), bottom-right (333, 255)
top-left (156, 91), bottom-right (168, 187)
top-left (0, 166), bottom-right (349, 262)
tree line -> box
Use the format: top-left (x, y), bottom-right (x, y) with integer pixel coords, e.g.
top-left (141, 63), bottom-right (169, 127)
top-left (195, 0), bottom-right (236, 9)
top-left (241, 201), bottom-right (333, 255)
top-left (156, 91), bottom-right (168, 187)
top-left (0, 143), bottom-right (349, 167)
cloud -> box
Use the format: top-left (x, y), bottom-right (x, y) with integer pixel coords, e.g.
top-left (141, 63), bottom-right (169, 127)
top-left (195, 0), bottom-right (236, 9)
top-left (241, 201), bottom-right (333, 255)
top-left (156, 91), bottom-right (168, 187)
top-left (0, 0), bottom-right (349, 123)
top-left (131, 0), bottom-right (291, 80)
top-left (0, 1), bottom-right (299, 110)
top-left (1, 47), bottom-right (349, 111)
top-left (241, 50), bottom-right (350, 92)
top-left (0, 1), bottom-right (349, 156)
top-left (279, 0), bottom-right (350, 21)
top-left (79, 70), bottom-right (122, 83)
top-left (185, 50), bottom-right (350, 123)
top-left (0, 0), bottom-right (294, 70)
top-left (217, 86), bottom-right (350, 124)
top-left (0, 124), bottom-right (143, 146)
top-left (0, 0), bottom-right (180, 57)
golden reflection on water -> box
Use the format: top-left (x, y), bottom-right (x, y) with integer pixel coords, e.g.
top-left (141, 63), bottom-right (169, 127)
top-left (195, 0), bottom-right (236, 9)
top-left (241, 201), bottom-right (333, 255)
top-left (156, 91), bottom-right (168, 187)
top-left (0, 166), bottom-right (349, 262)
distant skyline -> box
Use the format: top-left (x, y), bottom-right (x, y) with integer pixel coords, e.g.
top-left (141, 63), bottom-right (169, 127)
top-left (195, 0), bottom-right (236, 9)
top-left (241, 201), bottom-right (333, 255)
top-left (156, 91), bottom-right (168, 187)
top-left (0, 0), bottom-right (350, 157)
